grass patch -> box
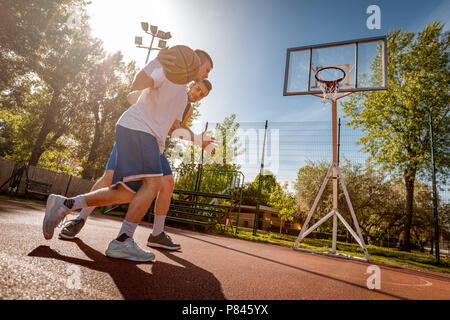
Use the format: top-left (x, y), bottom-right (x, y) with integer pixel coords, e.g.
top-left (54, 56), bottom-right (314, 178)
top-left (212, 227), bottom-right (450, 274)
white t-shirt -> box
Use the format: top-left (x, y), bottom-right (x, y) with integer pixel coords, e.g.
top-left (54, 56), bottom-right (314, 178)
top-left (116, 59), bottom-right (187, 154)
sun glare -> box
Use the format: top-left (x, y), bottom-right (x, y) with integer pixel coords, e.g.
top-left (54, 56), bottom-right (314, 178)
top-left (87, 0), bottom-right (187, 65)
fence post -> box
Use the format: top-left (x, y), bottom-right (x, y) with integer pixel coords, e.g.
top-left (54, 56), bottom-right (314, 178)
top-left (253, 120), bottom-right (268, 236)
top-left (337, 118), bottom-right (341, 165)
top-left (65, 175), bottom-right (73, 197)
top-left (429, 111), bottom-right (440, 263)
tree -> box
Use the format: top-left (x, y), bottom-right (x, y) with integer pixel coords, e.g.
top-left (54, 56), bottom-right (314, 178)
top-left (268, 182), bottom-right (298, 232)
top-left (241, 170), bottom-right (278, 206)
top-left (0, 0), bottom-right (105, 167)
top-left (341, 22), bottom-right (449, 251)
top-left (73, 53), bottom-right (138, 179)
top-left (213, 114), bottom-right (244, 166)
top-left (294, 160), bottom-right (408, 242)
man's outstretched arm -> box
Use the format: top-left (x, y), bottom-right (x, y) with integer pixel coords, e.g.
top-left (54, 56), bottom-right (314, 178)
top-left (170, 120), bottom-right (217, 154)
top-left (131, 70), bottom-right (154, 91)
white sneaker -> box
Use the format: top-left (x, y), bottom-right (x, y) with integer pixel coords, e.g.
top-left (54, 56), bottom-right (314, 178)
top-left (43, 194), bottom-right (70, 240)
top-left (105, 238), bottom-right (156, 262)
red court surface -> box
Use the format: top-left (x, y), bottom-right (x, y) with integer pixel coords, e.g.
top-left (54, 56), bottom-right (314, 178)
top-left (1, 199), bottom-right (449, 300)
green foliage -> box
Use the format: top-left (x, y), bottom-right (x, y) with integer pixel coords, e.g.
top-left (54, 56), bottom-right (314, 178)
top-left (0, 0), bottom-right (137, 178)
top-left (241, 171), bottom-right (278, 206)
top-left (341, 22), bottom-right (449, 178)
top-left (212, 113), bottom-right (245, 165)
top-left (294, 159), bottom-right (447, 246)
top-left (240, 170), bottom-right (298, 224)
top-left (268, 182), bottom-right (297, 222)
top-left (169, 113), bottom-right (245, 169)
top-left (340, 22), bottom-right (449, 250)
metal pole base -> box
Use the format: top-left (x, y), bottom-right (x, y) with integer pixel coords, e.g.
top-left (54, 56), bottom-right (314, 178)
top-left (293, 162), bottom-right (370, 262)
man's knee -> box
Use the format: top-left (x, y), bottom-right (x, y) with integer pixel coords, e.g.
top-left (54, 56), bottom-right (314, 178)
top-left (102, 170), bottom-right (114, 185)
top-left (113, 183), bottom-right (134, 203)
top-left (96, 170), bottom-right (114, 188)
top-left (162, 175), bottom-right (175, 192)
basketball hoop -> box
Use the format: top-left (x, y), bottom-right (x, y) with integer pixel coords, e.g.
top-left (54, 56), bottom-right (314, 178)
top-left (315, 66), bottom-right (346, 102)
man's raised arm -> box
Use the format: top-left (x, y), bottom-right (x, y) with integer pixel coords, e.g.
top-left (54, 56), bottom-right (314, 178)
top-left (131, 70), bottom-right (154, 91)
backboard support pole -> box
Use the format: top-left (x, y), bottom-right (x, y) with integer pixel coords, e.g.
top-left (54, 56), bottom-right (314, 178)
top-left (293, 94), bottom-right (370, 262)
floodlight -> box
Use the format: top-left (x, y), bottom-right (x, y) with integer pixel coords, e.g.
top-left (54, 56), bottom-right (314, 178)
top-left (158, 40), bottom-right (167, 49)
top-left (159, 31), bottom-right (171, 40)
top-left (150, 25), bottom-right (158, 35)
top-left (134, 36), bottom-right (143, 45)
top-left (156, 30), bottom-right (165, 38)
top-left (140, 22), bottom-right (149, 32)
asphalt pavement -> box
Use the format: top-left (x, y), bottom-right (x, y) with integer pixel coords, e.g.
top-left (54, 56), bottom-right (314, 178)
top-left (1, 199), bottom-right (449, 300)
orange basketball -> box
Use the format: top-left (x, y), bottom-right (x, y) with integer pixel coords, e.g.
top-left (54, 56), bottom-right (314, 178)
top-left (161, 45), bottom-right (200, 85)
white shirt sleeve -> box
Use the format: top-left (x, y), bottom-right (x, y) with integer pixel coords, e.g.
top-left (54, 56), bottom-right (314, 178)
top-left (149, 67), bottom-right (165, 89)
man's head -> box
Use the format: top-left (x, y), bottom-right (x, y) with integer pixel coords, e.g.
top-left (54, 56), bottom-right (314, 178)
top-left (187, 79), bottom-right (212, 102)
top-left (194, 49), bottom-right (213, 81)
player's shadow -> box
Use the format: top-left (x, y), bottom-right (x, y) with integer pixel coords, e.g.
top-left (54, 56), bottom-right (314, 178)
top-left (28, 239), bottom-right (225, 300)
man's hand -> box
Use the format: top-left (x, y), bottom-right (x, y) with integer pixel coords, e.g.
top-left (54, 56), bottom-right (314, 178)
top-left (196, 131), bottom-right (218, 155)
top-left (157, 47), bottom-right (177, 72)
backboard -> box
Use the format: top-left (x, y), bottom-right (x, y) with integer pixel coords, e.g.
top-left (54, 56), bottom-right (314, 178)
top-left (283, 36), bottom-right (387, 96)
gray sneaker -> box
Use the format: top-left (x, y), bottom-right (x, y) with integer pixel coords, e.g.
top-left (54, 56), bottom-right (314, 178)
top-left (43, 194), bottom-right (70, 240)
top-left (59, 218), bottom-right (85, 239)
top-left (147, 232), bottom-right (181, 250)
top-left (105, 237), bottom-right (156, 262)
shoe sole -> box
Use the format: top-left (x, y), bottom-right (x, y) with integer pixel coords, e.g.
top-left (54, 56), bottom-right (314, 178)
top-left (43, 195), bottom-right (57, 240)
top-left (147, 242), bottom-right (181, 251)
top-left (105, 250), bottom-right (156, 262)
top-left (58, 233), bottom-right (76, 240)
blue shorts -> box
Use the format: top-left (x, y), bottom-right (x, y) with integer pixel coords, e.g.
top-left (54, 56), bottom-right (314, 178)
top-left (111, 125), bottom-right (172, 193)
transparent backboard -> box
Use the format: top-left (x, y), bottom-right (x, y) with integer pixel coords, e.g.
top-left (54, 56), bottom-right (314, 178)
top-left (283, 36), bottom-right (387, 96)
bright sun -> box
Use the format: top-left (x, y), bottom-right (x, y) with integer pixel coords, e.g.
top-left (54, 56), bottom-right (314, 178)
top-left (87, 0), bottom-right (185, 65)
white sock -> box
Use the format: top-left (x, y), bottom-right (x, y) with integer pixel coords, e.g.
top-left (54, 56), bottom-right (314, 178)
top-left (117, 220), bottom-right (138, 239)
top-left (152, 214), bottom-right (166, 236)
top-left (63, 195), bottom-right (87, 211)
top-left (77, 207), bottom-right (95, 221)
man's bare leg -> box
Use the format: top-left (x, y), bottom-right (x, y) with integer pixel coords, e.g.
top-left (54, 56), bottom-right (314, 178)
top-left (83, 183), bottom-right (134, 207)
top-left (147, 175), bottom-right (181, 250)
top-left (152, 175), bottom-right (175, 235)
top-left (77, 170), bottom-right (114, 220)
top-left (44, 183), bottom-right (134, 240)
top-left (104, 177), bottom-right (162, 262)
top-left (123, 176), bottom-right (162, 223)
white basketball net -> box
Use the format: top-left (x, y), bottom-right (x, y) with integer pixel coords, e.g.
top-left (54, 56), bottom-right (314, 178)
top-left (315, 67), bottom-right (345, 103)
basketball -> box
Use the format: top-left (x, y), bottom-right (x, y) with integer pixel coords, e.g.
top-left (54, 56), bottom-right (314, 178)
top-left (161, 45), bottom-right (200, 85)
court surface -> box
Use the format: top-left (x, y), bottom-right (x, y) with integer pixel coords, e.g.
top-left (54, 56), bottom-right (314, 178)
top-left (0, 199), bottom-right (449, 300)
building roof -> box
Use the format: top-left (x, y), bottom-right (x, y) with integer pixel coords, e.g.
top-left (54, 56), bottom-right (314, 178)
top-left (238, 204), bottom-right (279, 213)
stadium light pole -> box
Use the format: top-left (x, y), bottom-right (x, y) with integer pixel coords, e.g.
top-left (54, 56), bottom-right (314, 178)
top-left (135, 22), bottom-right (171, 64)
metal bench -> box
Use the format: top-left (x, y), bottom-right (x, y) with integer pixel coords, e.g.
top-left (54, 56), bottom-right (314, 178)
top-left (24, 179), bottom-right (52, 198)
top-left (148, 167), bottom-right (245, 232)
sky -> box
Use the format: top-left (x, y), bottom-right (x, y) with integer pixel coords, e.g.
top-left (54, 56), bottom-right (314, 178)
top-left (85, 0), bottom-right (449, 186)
